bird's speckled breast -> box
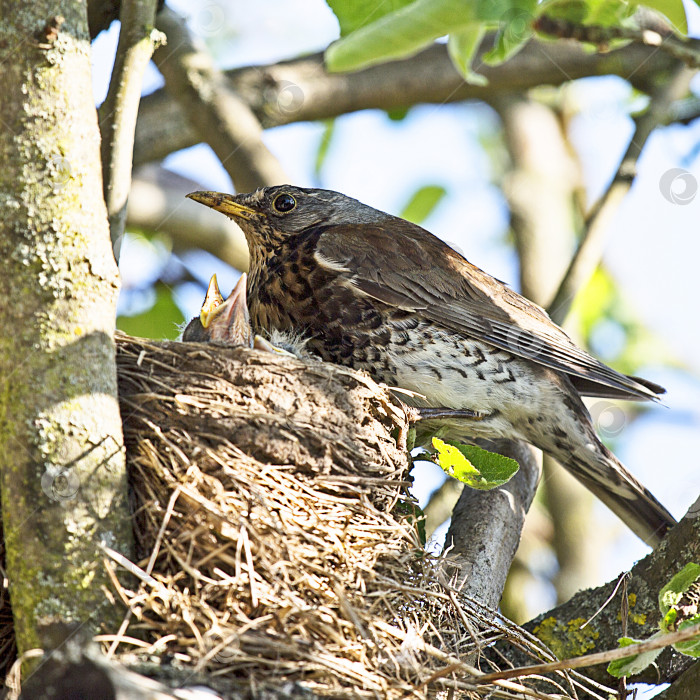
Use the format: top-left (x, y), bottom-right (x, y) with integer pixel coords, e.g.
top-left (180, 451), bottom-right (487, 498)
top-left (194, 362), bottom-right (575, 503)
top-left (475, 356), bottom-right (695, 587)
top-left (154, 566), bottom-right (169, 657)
top-left (247, 227), bottom-right (394, 371)
top-left (245, 227), bottom-right (532, 408)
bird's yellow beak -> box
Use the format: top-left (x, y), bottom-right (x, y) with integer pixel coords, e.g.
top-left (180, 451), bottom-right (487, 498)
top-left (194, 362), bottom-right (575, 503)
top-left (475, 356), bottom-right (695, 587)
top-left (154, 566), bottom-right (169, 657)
top-left (200, 274), bottom-right (225, 328)
top-left (187, 191), bottom-right (260, 220)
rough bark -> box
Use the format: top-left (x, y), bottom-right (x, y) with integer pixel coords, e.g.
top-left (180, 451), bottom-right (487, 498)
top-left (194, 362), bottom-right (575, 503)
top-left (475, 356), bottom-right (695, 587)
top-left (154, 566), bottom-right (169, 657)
top-left (133, 40), bottom-right (678, 167)
top-left (442, 440), bottom-right (542, 610)
top-left (0, 0), bottom-right (133, 659)
top-left (496, 507), bottom-right (700, 686)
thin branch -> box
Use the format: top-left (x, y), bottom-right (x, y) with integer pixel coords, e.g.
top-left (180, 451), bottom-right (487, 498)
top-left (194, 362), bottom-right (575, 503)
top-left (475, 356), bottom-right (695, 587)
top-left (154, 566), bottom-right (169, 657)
top-left (495, 504), bottom-right (700, 685)
top-left (133, 40), bottom-right (678, 166)
top-left (99, 0), bottom-right (162, 257)
top-left (127, 165), bottom-right (249, 271)
top-left (480, 622), bottom-right (700, 683)
top-left (422, 478), bottom-right (463, 540)
top-left (547, 64), bottom-right (696, 324)
top-left (153, 7), bottom-right (287, 191)
top-left (535, 15), bottom-right (700, 70)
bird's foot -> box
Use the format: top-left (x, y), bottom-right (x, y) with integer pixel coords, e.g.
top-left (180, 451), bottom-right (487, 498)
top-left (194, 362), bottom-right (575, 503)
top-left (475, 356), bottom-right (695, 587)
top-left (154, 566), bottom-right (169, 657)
top-left (253, 335), bottom-right (298, 357)
top-left (407, 407), bottom-right (486, 422)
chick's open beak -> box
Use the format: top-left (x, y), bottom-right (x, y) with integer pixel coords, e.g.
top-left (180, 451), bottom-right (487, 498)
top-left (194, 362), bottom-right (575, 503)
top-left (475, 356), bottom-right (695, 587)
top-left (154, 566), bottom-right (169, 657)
top-left (187, 191), bottom-right (260, 221)
top-left (200, 274), bottom-right (225, 329)
top-left (201, 274), bottom-right (253, 348)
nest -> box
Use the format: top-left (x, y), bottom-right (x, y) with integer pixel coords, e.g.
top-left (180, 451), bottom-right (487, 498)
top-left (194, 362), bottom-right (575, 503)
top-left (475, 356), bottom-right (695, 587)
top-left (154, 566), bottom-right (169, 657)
top-left (105, 333), bottom-right (610, 698)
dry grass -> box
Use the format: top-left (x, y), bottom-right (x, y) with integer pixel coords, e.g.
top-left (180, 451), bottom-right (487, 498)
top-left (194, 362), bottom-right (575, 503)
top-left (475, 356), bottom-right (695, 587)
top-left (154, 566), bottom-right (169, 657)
top-left (104, 333), bottom-right (613, 698)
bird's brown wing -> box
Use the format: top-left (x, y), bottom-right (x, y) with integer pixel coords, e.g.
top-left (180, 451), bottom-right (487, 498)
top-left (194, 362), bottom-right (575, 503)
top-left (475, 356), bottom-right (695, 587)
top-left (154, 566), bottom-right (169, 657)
top-left (315, 220), bottom-right (664, 401)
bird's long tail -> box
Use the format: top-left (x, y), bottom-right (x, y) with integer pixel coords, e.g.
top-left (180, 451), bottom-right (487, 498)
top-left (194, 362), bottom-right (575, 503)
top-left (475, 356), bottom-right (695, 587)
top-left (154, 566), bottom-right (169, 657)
top-left (559, 440), bottom-right (676, 547)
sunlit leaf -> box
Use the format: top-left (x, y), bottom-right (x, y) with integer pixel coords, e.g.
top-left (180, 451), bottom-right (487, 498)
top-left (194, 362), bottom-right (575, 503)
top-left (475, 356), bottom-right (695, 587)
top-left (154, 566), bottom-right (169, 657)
top-left (325, 0), bottom-right (482, 73)
top-left (657, 564), bottom-right (700, 656)
top-left (483, 0), bottom-right (537, 64)
top-left (325, 0), bottom-right (415, 36)
top-left (432, 438), bottom-right (519, 490)
top-left (673, 618), bottom-right (700, 657)
top-left (659, 563), bottom-right (700, 616)
top-left (400, 185), bottom-right (448, 224)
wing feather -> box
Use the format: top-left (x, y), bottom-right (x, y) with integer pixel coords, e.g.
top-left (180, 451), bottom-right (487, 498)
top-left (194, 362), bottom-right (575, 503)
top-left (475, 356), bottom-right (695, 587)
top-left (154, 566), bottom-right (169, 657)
top-left (316, 221), bottom-right (663, 402)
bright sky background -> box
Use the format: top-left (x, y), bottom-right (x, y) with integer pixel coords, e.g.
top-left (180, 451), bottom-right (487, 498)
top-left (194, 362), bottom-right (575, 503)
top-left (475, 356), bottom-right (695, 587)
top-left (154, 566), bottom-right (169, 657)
top-left (94, 1), bottom-right (700, 665)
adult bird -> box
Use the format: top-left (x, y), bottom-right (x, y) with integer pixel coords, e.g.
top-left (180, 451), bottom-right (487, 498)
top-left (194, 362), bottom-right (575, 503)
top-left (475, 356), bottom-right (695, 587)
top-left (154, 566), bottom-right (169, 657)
top-left (187, 185), bottom-right (676, 546)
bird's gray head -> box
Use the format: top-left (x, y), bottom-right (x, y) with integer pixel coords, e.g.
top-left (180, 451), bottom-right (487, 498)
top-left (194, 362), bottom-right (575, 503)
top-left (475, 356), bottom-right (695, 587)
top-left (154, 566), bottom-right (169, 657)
top-left (187, 185), bottom-right (387, 245)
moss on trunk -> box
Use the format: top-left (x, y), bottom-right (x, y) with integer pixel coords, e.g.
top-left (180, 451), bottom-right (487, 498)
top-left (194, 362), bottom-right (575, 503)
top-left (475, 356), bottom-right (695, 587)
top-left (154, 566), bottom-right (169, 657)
top-left (0, 0), bottom-right (133, 658)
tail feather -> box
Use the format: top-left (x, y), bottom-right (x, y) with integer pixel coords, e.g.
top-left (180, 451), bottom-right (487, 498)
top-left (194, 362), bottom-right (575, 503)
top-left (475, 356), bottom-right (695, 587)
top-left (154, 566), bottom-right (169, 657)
top-left (566, 443), bottom-right (676, 547)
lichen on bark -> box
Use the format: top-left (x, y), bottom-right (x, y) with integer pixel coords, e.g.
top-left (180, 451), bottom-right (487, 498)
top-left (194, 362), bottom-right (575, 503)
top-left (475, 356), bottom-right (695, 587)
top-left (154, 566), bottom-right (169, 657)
top-left (0, 0), bottom-right (133, 659)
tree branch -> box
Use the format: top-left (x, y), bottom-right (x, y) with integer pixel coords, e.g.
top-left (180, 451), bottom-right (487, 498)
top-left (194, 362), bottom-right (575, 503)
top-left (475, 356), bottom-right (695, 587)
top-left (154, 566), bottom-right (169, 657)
top-left (536, 15), bottom-right (700, 70)
top-left (0, 0), bottom-right (134, 661)
top-left (152, 7), bottom-right (287, 191)
top-left (127, 165), bottom-right (249, 270)
top-left (547, 63), bottom-right (696, 324)
top-left (133, 39), bottom-right (678, 167)
top-left (442, 440), bottom-right (542, 609)
top-left (495, 94), bottom-right (598, 608)
top-left (423, 477), bottom-right (463, 540)
top-left (99, 0), bottom-right (162, 256)
top-left (496, 503), bottom-right (700, 686)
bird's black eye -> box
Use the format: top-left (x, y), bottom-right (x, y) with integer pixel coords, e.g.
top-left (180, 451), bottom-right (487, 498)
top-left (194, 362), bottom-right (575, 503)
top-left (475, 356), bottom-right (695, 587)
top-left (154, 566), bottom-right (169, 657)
top-left (272, 193), bottom-right (296, 213)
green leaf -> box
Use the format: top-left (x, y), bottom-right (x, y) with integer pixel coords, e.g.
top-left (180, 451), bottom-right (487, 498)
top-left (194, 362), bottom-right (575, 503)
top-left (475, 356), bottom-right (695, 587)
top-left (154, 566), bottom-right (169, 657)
top-left (314, 119), bottom-right (335, 179)
top-left (585, 0), bottom-right (633, 26)
top-left (539, 0), bottom-right (631, 26)
top-left (325, 0), bottom-right (483, 73)
top-left (117, 284), bottom-right (185, 340)
top-left (607, 634), bottom-right (664, 678)
top-left (659, 563), bottom-right (700, 620)
top-left (325, 0), bottom-right (415, 36)
top-left (674, 618), bottom-right (700, 657)
top-left (570, 267), bottom-right (616, 339)
top-left (386, 106), bottom-right (411, 121)
top-left (399, 185), bottom-right (448, 224)
top-left (483, 0), bottom-right (536, 64)
top-left (432, 438), bottom-right (519, 490)
top-left (633, 0), bottom-right (688, 34)
top-left (447, 25), bottom-right (488, 85)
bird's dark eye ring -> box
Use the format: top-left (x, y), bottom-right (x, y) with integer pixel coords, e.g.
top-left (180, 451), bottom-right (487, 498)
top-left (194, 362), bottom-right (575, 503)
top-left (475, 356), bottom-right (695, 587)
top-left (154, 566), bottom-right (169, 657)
top-left (273, 193), bottom-right (296, 213)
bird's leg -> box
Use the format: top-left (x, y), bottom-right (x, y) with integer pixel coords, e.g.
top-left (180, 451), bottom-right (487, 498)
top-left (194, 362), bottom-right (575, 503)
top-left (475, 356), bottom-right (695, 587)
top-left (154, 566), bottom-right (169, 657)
top-left (405, 407), bottom-right (486, 422)
top-left (253, 335), bottom-right (297, 356)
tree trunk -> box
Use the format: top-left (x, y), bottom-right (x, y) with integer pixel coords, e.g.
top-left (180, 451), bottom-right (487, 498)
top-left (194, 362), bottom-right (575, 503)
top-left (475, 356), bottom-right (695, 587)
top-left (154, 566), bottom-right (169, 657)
top-left (0, 0), bottom-right (133, 660)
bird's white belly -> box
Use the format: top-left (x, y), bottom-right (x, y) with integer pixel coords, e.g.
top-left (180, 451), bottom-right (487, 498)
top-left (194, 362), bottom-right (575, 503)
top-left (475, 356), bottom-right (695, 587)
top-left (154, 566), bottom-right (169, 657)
top-left (386, 333), bottom-right (550, 440)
